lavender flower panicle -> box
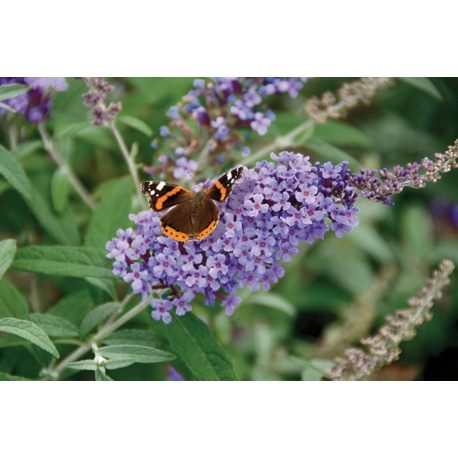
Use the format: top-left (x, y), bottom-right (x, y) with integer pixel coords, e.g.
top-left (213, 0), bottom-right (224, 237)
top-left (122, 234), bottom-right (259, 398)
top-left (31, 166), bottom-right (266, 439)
top-left (83, 77), bottom-right (122, 125)
top-left (330, 260), bottom-right (456, 381)
top-left (0, 77), bottom-right (68, 123)
top-left (350, 139), bottom-right (458, 206)
top-left (107, 152), bottom-right (360, 323)
top-left (144, 77), bottom-right (310, 178)
top-left (305, 77), bottom-right (396, 124)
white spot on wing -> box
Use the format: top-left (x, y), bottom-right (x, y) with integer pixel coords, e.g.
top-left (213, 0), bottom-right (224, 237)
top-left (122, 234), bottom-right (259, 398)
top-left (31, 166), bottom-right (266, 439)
top-left (157, 182), bottom-right (166, 191)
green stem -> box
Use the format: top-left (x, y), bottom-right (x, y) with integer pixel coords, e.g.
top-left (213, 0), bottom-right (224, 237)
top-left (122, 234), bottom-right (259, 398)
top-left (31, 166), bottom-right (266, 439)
top-left (38, 123), bottom-right (97, 211)
top-left (92, 294), bottom-right (155, 342)
top-left (45, 292), bottom-right (162, 380)
top-left (241, 119), bottom-right (314, 167)
top-left (108, 121), bottom-right (147, 211)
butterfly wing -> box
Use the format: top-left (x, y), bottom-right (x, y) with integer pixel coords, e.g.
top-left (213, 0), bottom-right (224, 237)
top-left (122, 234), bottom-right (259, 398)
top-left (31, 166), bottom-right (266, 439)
top-left (141, 181), bottom-right (194, 212)
top-left (205, 167), bottom-right (244, 203)
top-left (160, 199), bottom-right (219, 242)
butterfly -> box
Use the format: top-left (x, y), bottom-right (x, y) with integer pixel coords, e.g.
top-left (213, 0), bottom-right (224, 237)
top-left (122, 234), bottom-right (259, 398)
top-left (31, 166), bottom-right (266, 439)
top-left (141, 167), bottom-right (244, 242)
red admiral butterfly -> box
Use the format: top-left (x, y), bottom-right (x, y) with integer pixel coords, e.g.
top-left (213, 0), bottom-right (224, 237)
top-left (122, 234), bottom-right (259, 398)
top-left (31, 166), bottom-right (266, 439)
top-left (141, 167), bottom-right (244, 242)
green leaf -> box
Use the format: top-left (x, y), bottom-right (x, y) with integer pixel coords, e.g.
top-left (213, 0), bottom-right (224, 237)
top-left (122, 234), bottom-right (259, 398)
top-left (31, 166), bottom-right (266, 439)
top-left (51, 167), bottom-right (71, 214)
top-left (0, 318), bottom-right (59, 358)
top-left (26, 314), bottom-right (79, 339)
top-left (84, 277), bottom-right (117, 301)
top-left (97, 345), bottom-right (176, 364)
top-left (291, 357), bottom-right (334, 381)
top-left (55, 122), bottom-right (93, 139)
top-left (67, 360), bottom-right (98, 371)
top-left (13, 140), bottom-right (44, 160)
top-left (27, 186), bottom-right (80, 246)
top-left (304, 138), bottom-right (362, 172)
top-left (401, 77), bottom-right (443, 102)
top-left (0, 239), bottom-right (16, 281)
top-left (101, 329), bottom-right (168, 349)
top-left (0, 83), bottom-right (30, 102)
top-left (104, 358), bottom-right (140, 370)
top-left (0, 279), bottom-right (29, 319)
top-left (80, 302), bottom-right (122, 337)
top-left (85, 176), bottom-right (132, 250)
top-left (401, 205), bottom-right (434, 258)
top-left (0, 143), bottom-right (33, 204)
top-left (313, 120), bottom-right (373, 148)
top-left (0, 372), bottom-right (33, 381)
top-left (48, 289), bottom-right (92, 327)
top-left (167, 312), bottom-right (238, 381)
top-left (12, 246), bottom-right (115, 279)
top-left (249, 292), bottom-right (297, 317)
top-left (346, 223), bottom-right (395, 263)
top-left (118, 115), bottom-right (153, 137)
top-left (0, 102), bottom-right (17, 114)
top-left (95, 368), bottom-right (113, 381)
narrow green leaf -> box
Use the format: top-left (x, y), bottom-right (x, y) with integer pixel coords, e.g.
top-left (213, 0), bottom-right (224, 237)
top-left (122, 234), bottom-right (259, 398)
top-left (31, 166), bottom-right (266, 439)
top-left (101, 329), bottom-right (168, 349)
top-left (167, 312), bottom-right (238, 381)
top-left (85, 176), bottom-right (132, 250)
top-left (0, 372), bottom-right (33, 381)
top-left (291, 357), bottom-right (334, 381)
top-left (55, 122), bottom-right (93, 139)
top-left (118, 115), bottom-right (153, 136)
top-left (401, 77), bottom-right (443, 102)
top-left (95, 368), bottom-right (113, 381)
top-left (346, 223), bottom-right (395, 263)
top-left (84, 277), bottom-right (117, 301)
top-left (304, 138), bottom-right (362, 172)
top-left (97, 345), bottom-right (176, 364)
top-left (104, 358), bottom-right (139, 370)
top-left (48, 289), bottom-right (93, 327)
top-left (26, 314), bottom-right (79, 339)
top-left (0, 239), bottom-right (16, 281)
top-left (13, 140), bottom-right (44, 160)
top-left (249, 292), bottom-right (297, 317)
top-left (67, 360), bottom-right (98, 371)
top-left (12, 246), bottom-right (115, 279)
top-left (314, 120), bottom-right (373, 148)
top-left (80, 302), bottom-right (122, 337)
top-left (0, 279), bottom-right (29, 319)
top-left (0, 143), bottom-right (33, 204)
top-left (0, 102), bottom-right (17, 114)
top-left (402, 205), bottom-right (434, 258)
top-left (0, 318), bottom-right (59, 358)
top-left (51, 167), bottom-right (71, 214)
top-left (0, 83), bottom-right (30, 102)
top-left (27, 186), bottom-right (80, 246)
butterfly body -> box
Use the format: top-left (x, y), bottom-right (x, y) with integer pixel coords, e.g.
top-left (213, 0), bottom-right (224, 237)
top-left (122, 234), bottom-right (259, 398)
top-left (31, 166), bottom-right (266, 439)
top-left (141, 167), bottom-right (243, 242)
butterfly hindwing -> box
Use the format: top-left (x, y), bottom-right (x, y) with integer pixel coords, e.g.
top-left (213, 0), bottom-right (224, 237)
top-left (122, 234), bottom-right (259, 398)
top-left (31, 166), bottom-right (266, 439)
top-left (205, 167), bottom-right (244, 203)
top-left (141, 181), bottom-right (194, 212)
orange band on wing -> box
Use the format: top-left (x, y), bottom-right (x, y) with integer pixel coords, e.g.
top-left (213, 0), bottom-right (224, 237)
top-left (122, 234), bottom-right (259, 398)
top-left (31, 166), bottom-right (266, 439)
top-left (161, 224), bottom-right (189, 242)
top-left (156, 186), bottom-right (184, 210)
top-left (214, 180), bottom-right (227, 201)
top-left (196, 219), bottom-right (218, 240)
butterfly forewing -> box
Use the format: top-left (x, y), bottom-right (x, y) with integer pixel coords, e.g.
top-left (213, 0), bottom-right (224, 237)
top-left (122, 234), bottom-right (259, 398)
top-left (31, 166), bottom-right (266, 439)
top-left (141, 181), bottom-right (194, 212)
top-left (205, 167), bottom-right (244, 202)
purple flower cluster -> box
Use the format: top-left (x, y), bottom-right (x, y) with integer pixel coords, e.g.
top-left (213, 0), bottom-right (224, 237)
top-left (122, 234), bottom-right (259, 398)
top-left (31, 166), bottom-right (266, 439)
top-left (146, 77), bottom-right (309, 178)
top-left (0, 77), bottom-right (67, 123)
top-left (83, 77), bottom-right (122, 125)
top-left (107, 152), bottom-right (360, 323)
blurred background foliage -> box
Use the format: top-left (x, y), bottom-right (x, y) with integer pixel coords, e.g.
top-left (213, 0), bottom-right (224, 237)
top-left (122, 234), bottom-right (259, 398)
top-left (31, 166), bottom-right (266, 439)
top-left (1, 77), bottom-right (458, 381)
